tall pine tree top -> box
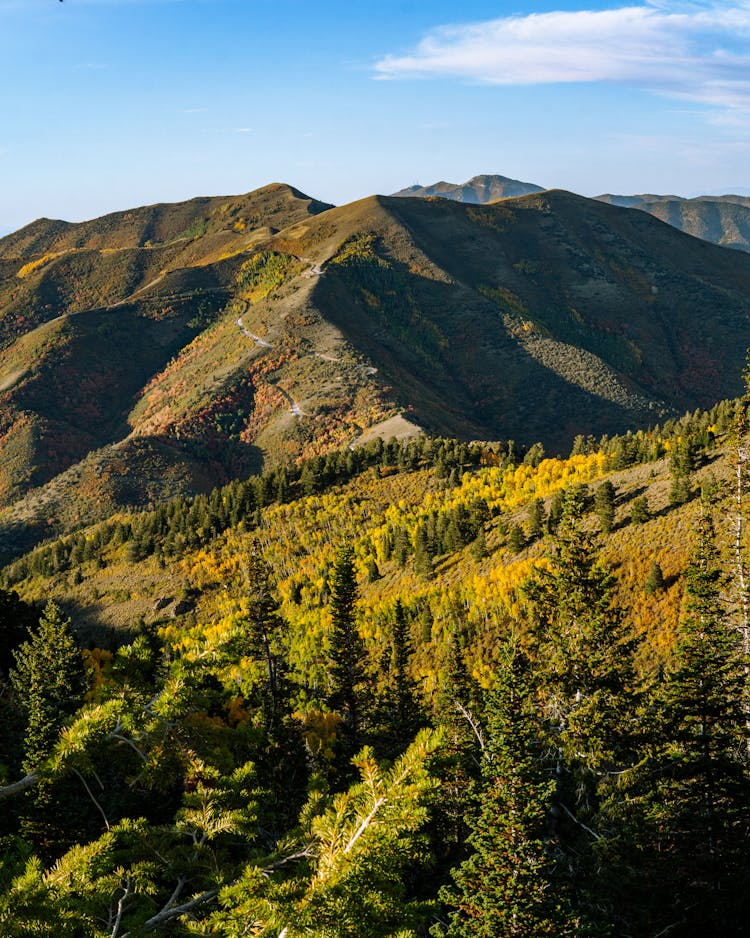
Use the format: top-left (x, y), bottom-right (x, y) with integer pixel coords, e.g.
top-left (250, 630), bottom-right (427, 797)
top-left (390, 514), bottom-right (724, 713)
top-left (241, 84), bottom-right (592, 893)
top-left (327, 546), bottom-right (367, 739)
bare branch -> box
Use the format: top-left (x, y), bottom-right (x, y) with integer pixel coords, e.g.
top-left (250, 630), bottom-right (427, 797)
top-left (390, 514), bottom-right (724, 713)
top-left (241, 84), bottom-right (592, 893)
top-left (454, 700), bottom-right (486, 752)
top-left (111, 876), bottom-right (131, 938)
top-left (0, 772), bottom-right (38, 801)
top-left (73, 767), bottom-right (111, 831)
top-left (262, 845), bottom-right (315, 874)
top-left (558, 801), bottom-right (601, 841)
top-left (141, 887), bottom-right (217, 932)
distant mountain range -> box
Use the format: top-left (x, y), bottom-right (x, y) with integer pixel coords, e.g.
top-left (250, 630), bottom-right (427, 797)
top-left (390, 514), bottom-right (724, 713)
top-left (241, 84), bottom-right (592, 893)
top-left (395, 174), bottom-right (750, 253)
top-left (392, 174), bottom-right (544, 203)
top-left (3, 180), bottom-right (750, 554)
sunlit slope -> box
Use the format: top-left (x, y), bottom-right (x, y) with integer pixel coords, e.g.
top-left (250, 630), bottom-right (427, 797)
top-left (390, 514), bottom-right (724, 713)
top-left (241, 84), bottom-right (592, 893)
top-left (3, 185), bottom-right (750, 540)
top-left (3, 425), bottom-right (733, 685)
top-left (284, 191), bottom-right (750, 446)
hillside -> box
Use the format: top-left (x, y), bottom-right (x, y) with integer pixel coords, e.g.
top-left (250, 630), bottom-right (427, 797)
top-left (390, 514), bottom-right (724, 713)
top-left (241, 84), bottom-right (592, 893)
top-left (0, 401), bottom-right (736, 687)
top-left (596, 193), bottom-right (750, 252)
top-left (3, 185), bottom-right (750, 555)
top-left (3, 404), bottom-right (748, 934)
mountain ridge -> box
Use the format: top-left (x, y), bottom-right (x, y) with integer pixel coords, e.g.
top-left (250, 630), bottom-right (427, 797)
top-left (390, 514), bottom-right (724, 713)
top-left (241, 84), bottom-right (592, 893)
top-left (3, 181), bottom-right (750, 555)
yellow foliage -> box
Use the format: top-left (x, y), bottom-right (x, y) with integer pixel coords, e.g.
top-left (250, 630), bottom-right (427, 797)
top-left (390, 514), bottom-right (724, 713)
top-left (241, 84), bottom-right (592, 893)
top-left (299, 709), bottom-right (343, 762)
top-left (16, 252), bottom-right (61, 279)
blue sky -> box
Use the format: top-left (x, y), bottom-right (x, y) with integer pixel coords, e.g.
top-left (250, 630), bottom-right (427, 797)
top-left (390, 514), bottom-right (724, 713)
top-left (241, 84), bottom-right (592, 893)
top-left (1, 0), bottom-right (749, 231)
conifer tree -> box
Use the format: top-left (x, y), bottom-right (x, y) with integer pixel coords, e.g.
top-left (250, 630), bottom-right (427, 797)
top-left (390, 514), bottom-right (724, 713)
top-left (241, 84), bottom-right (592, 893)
top-left (523, 491), bottom-right (639, 927)
top-left (630, 494), bottom-right (650, 524)
top-left (644, 559), bottom-right (665, 595)
top-left (525, 489), bottom-right (638, 774)
top-left (527, 498), bottom-right (546, 540)
top-left (239, 548), bottom-right (306, 830)
top-left (637, 513), bottom-right (750, 935)
top-left (439, 645), bottom-right (582, 937)
top-left (241, 548), bottom-right (287, 726)
top-left (594, 480), bottom-right (616, 534)
top-left (10, 602), bottom-right (87, 772)
top-left (327, 546), bottom-right (367, 743)
top-left (378, 600), bottom-right (424, 757)
top-left (10, 602), bottom-right (88, 857)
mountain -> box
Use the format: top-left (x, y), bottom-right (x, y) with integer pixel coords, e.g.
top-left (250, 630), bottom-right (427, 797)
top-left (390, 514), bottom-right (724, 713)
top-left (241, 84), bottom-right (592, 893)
top-left (392, 173), bottom-right (544, 202)
top-left (595, 193), bottom-right (750, 253)
top-left (3, 184), bottom-right (750, 553)
top-left (395, 177), bottom-right (750, 253)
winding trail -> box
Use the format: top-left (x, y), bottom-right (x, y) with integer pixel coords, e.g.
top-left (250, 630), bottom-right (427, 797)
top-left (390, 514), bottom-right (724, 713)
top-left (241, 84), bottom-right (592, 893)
top-left (231, 256), bottom-right (379, 424)
top-left (236, 316), bottom-right (272, 347)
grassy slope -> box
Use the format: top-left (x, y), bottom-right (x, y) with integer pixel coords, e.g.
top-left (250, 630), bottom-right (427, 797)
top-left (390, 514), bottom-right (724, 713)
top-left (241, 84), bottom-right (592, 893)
top-left (2, 431), bottom-right (735, 695)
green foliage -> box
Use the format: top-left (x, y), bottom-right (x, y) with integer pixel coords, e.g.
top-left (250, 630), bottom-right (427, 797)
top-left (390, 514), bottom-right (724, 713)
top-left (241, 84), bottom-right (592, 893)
top-left (594, 480), bottom-right (616, 534)
top-left (213, 729), bottom-right (442, 937)
top-left (627, 514), bottom-right (750, 935)
top-left (644, 560), bottom-right (665, 595)
top-left (439, 646), bottom-right (582, 937)
top-left (327, 546), bottom-right (368, 746)
top-left (10, 602), bottom-right (87, 771)
top-left (630, 494), bottom-right (650, 524)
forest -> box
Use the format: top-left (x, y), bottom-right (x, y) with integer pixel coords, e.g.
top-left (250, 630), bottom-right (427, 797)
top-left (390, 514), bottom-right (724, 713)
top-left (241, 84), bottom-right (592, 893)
top-left (1, 397), bottom-right (750, 937)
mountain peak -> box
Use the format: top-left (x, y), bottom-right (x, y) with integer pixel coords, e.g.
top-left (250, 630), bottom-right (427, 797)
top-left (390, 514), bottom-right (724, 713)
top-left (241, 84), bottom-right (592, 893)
top-left (391, 173), bottom-right (544, 203)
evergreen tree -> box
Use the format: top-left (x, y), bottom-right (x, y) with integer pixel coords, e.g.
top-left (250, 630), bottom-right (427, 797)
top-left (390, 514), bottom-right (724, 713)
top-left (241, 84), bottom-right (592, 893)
top-left (9, 602), bottom-right (88, 857)
top-left (470, 527), bottom-right (488, 562)
top-left (439, 645), bottom-right (582, 937)
top-left (10, 602), bottom-right (87, 772)
top-left (527, 498), bottom-right (546, 540)
top-left (523, 492), bottom-right (639, 927)
top-left (378, 600), bottom-right (424, 757)
top-left (525, 490), bottom-right (638, 774)
top-left (630, 494), bottom-right (651, 524)
top-left (594, 480), bottom-right (616, 534)
top-left (507, 523), bottom-right (525, 554)
top-left (636, 514), bottom-right (750, 935)
top-left (327, 547), bottom-right (367, 744)
top-left (240, 548), bottom-right (287, 726)
top-left (644, 559), bottom-right (665, 595)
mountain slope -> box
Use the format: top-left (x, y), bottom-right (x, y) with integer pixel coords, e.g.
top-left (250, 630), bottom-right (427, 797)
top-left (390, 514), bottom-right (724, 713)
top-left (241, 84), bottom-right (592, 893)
top-left (596, 193), bottom-right (750, 252)
top-left (3, 185), bottom-right (750, 551)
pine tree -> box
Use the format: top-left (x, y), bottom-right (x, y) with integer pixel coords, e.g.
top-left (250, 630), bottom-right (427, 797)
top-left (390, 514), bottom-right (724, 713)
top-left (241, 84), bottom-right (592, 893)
top-left (637, 514), bottom-right (750, 935)
top-left (507, 523), bottom-right (525, 554)
top-left (9, 602), bottom-right (88, 857)
top-left (527, 498), bottom-right (546, 540)
top-left (327, 547), bottom-right (367, 743)
top-left (644, 559), bottom-right (665, 595)
top-left (523, 492), bottom-right (639, 928)
top-left (594, 480), bottom-right (616, 534)
top-left (241, 548), bottom-right (286, 726)
top-left (439, 645), bottom-right (581, 937)
top-left (525, 490), bottom-right (638, 774)
top-left (10, 602), bottom-right (87, 772)
top-left (630, 494), bottom-right (651, 524)
top-left (378, 600), bottom-right (424, 757)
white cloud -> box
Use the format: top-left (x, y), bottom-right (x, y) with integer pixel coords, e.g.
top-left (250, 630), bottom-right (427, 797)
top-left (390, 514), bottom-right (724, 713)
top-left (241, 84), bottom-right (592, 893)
top-left (375, 2), bottom-right (750, 113)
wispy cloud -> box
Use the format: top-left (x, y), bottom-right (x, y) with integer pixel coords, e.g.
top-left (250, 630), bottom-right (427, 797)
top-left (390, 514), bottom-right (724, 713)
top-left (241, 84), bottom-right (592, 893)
top-left (375, 2), bottom-right (750, 113)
